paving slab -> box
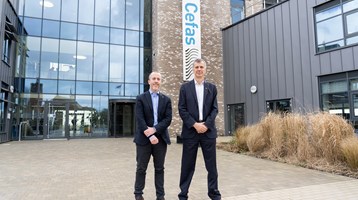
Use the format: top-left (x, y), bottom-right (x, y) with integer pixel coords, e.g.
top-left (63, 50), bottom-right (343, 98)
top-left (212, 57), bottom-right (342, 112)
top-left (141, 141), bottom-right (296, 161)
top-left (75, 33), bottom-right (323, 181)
top-left (0, 137), bottom-right (357, 200)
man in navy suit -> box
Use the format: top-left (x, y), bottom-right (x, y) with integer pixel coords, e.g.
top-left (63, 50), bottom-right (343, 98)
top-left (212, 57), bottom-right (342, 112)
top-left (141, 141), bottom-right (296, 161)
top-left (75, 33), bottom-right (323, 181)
top-left (133, 72), bottom-right (172, 200)
top-left (178, 58), bottom-right (221, 200)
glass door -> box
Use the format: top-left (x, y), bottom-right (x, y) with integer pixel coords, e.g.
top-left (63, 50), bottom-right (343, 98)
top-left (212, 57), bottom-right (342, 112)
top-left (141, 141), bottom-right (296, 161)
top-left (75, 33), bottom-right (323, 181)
top-left (44, 101), bottom-right (69, 139)
top-left (227, 103), bottom-right (245, 135)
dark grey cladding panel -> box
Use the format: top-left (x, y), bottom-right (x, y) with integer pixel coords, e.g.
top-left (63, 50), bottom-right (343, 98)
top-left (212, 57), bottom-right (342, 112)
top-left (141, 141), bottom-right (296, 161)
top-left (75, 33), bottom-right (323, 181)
top-left (223, 0), bottom-right (357, 125)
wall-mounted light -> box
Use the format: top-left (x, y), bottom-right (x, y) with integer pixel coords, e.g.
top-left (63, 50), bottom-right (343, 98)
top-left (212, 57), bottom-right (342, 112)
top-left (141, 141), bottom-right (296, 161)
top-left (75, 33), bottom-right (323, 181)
top-left (250, 85), bottom-right (257, 94)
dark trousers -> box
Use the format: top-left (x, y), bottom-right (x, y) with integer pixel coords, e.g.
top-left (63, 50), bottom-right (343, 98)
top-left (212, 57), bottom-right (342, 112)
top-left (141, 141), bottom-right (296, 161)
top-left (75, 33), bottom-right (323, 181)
top-left (178, 134), bottom-right (221, 200)
top-left (134, 137), bottom-right (167, 198)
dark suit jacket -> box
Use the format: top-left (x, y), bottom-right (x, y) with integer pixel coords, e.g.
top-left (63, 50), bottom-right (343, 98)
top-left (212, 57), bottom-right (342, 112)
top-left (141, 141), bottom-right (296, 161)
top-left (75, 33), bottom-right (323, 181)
top-left (178, 80), bottom-right (218, 139)
top-left (134, 91), bottom-right (172, 145)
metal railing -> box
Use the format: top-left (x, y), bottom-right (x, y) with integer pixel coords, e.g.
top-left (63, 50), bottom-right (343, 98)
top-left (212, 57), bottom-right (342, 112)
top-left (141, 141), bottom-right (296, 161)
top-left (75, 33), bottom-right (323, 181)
top-left (18, 121), bottom-right (29, 141)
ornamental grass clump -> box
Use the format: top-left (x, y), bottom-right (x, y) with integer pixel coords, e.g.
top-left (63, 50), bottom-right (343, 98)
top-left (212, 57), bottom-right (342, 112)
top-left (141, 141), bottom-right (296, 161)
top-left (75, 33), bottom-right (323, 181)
top-left (282, 113), bottom-right (310, 162)
top-left (341, 136), bottom-right (358, 171)
top-left (309, 113), bottom-right (354, 164)
top-left (259, 112), bottom-right (285, 158)
top-left (246, 125), bottom-right (267, 154)
top-left (233, 126), bottom-right (251, 152)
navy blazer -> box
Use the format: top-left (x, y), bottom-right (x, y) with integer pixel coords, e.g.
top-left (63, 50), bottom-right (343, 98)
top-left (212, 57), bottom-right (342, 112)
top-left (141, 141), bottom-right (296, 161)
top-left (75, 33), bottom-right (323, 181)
top-left (134, 91), bottom-right (172, 145)
top-left (178, 80), bottom-right (218, 139)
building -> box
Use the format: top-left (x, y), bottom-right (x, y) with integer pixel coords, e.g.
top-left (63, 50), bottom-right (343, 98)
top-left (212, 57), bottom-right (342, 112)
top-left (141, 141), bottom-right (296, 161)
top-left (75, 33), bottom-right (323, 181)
top-left (222, 0), bottom-right (358, 134)
top-left (1, 0), bottom-right (235, 143)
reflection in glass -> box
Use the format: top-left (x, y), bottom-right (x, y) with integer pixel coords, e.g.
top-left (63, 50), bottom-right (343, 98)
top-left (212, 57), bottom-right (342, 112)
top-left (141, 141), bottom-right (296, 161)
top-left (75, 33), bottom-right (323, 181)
top-left (111, 0), bottom-right (125, 28)
top-left (76, 41), bottom-right (93, 81)
top-left (316, 5), bottom-right (341, 22)
top-left (125, 84), bottom-right (139, 97)
top-left (94, 26), bottom-right (110, 43)
top-left (23, 17), bottom-right (42, 36)
top-left (95, 0), bottom-right (110, 26)
top-left (40, 38), bottom-right (59, 79)
top-left (78, 24), bottom-right (94, 42)
top-left (24, 78), bottom-right (37, 93)
top-left (92, 96), bottom-right (108, 136)
top-left (109, 83), bottom-right (124, 96)
top-left (347, 36), bottom-right (358, 45)
top-left (343, 0), bottom-right (358, 13)
top-left (110, 45), bottom-right (124, 82)
top-left (59, 40), bottom-right (76, 80)
top-left (142, 48), bottom-right (151, 85)
top-left (316, 16), bottom-right (343, 45)
top-left (42, 20), bottom-right (60, 38)
top-left (142, 0), bottom-right (151, 32)
top-left (353, 93), bottom-right (358, 117)
top-left (126, 30), bottom-right (140, 46)
top-left (230, 0), bottom-right (245, 23)
top-left (317, 40), bottom-right (344, 52)
top-left (25, 37), bottom-right (41, 78)
top-left (76, 95), bottom-right (92, 108)
top-left (93, 82), bottom-right (109, 96)
top-left (60, 22), bottom-right (77, 40)
top-left (110, 28), bottom-right (125, 45)
top-left (126, 0), bottom-right (140, 30)
top-left (125, 47), bottom-right (139, 83)
top-left (43, 0), bottom-right (60, 20)
top-left (321, 80), bottom-right (347, 94)
top-left (58, 80), bottom-right (75, 94)
top-left (79, 0), bottom-right (94, 24)
top-left (346, 12), bottom-right (358, 35)
top-left (76, 81), bottom-right (92, 95)
top-left (61, 0), bottom-right (78, 22)
top-left (40, 79), bottom-right (57, 94)
top-left (322, 92), bottom-right (349, 119)
top-left (24, 0), bottom-right (42, 18)
top-left (350, 79), bottom-right (358, 90)
top-left (94, 44), bottom-right (109, 81)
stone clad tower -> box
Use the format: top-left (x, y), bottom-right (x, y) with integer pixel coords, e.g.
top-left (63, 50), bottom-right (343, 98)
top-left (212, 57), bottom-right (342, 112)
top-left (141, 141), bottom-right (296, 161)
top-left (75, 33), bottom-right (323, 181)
top-left (152, 0), bottom-right (231, 137)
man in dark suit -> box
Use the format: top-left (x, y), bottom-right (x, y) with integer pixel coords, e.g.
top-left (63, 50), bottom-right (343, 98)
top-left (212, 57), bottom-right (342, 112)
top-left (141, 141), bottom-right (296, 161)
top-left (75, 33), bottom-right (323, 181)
top-left (178, 58), bottom-right (221, 200)
top-left (133, 72), bottom-right (172, 200)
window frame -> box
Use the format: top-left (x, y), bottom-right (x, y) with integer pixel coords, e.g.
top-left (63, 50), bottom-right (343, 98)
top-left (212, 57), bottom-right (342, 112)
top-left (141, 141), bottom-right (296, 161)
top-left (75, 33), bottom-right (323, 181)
top-left (315, 0), bottom-right (358, 53)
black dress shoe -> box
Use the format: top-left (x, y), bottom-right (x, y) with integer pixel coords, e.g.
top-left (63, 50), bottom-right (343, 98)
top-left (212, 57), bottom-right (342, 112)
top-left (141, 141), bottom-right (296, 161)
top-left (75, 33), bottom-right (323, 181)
top-left (156, 197), bottom-right (165, 200)
top-left (135, 195), bottom-right (144, 200)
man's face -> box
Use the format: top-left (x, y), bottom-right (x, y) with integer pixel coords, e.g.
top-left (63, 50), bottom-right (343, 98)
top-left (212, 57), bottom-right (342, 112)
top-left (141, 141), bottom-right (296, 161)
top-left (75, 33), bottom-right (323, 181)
top-left (193, 61), bottom-right (206, 79)
top-left (148, 73), bottom-right (161, 92)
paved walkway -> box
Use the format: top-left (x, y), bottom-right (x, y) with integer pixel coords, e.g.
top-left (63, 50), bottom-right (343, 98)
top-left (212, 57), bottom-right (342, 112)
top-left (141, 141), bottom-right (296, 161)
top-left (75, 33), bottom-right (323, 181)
top-left (0, 137), bottom-right (357, 200)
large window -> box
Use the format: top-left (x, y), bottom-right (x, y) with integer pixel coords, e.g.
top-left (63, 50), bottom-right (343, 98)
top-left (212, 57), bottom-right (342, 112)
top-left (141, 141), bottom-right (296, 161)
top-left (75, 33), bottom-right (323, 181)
top-left (315, 0), bottom-right (358, 53)
top-left (3, 18), bottom-right (16, 64)
top-left (321, 80), bottom-right (349, 119)
top-left (230, 0), bottom-right (244, 23)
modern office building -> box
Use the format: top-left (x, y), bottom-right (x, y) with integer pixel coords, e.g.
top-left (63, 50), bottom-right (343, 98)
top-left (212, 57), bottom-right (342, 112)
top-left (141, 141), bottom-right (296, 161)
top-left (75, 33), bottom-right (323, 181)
top-left (1, 0), bottom-right (289, 142)
top-left (1, 0), bottom-right (234, 143)
top-left (223, 0), bottom-right (358, 134)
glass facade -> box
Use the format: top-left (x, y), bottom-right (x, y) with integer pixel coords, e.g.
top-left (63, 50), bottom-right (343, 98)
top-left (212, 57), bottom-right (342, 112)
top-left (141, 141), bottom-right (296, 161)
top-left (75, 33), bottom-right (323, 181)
top-left (15, 0), bottom-right (152, 139)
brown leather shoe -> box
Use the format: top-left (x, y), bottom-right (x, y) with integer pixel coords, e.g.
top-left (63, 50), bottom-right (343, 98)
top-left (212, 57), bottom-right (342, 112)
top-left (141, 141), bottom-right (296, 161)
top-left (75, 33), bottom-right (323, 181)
top-left (135, 195), bottom-right (144, 200)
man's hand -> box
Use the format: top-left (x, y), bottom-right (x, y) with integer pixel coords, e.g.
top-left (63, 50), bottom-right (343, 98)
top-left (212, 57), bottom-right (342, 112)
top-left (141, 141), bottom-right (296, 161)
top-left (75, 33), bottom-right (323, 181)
top-left (144, 127), bottom-right (156, 137)
top-left (193, 122), bottom-right (208, 134)
top-left (149, 135), bottom-right (159, 144)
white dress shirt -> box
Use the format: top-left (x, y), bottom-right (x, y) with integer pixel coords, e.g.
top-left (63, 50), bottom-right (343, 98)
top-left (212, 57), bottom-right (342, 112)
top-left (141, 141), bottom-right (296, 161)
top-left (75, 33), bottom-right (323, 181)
top-left (194, 80), bottom-right (204, 121)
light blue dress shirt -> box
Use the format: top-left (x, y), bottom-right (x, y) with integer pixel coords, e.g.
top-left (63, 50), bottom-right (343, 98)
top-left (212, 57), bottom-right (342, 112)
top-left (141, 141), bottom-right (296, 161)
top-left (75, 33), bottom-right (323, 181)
top-left (150, 90), bottom-right (159, 126)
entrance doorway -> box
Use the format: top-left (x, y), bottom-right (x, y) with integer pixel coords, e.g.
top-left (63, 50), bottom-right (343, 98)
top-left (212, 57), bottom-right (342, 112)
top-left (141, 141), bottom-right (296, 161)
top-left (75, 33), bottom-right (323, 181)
top-left (109, 100), bottom-right (135, 137)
